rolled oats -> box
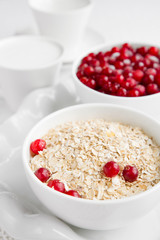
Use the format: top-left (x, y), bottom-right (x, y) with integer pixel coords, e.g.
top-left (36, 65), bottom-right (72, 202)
top-left (30, 119), bottom-right (160, 200)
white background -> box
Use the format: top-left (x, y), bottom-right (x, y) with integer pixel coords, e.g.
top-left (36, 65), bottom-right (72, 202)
top-left (0, 0), bottom-right (160, 45)
top-left (1, 1), bottom-right (160, 239)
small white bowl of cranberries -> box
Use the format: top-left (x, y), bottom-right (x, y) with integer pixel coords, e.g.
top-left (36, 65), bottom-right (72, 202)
top-left (72, 43), bottom-right (160, 117)
top-left (23, 103), bottom-right (160, 230)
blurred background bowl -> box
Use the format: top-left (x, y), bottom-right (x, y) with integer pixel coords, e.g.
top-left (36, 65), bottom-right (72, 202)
top-left (72, 43), bottom-right (160, 118)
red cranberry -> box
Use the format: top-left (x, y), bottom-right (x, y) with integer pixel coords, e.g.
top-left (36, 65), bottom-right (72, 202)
top-left (123, 59), bottom-right (131, 66)
top-left (53, 182), bottom-right (66, 193)
top-left (146, 54), bottom-right (159, 63)
top-left (102, 66), bottom-right (113, 75)
top-left (94, 66), bottom-right (102, 74)
top-left (109, 76), bottom-right (117, 82)
top-left (123, 165), bottom-right (138, 182)
top-left (82, 53), bottom-right (94, 63)
top-left (143, 57), bottom-right (152, 67)
top-left (142, 74), bottom-right (155, 85)
top-left (152, 62), bottom-right (160, 71)
top-left (66, 190), bottom-right (81, 198)
top-left (122, 43), bottom-right (134, 51)
top-left (97, 75), bottom-right (109, 87)
top-left (131, 54), bottom-right (143, 63)
top-left (86, 79), bottom-right (96, 89)
top-left (119, 52), bottom-right (128, 61)
top-left (127, 89), bottom-right (140, 97)
top-left (109, 65), bottom-right (116, 70)
top-left (146, 83), bottom-right (159, 94)
top-left (119, 48), bottom-right (133, 60)
top-left (114, 61), bottom-right (124, 69)
top-left (134, 61), bottom-right (145, 70)
top-left (124, 66), bottom-right (133, 72)
top-left (155, 74), bottom-right (160, 87)
top-left (100, 60), bottom-right (108, 68)
top-left (145, 68), bottom-right (157, 76)
top-left (108, 57), bottom-right (116, 65)
top-left (105, 55), bottom-right (111, 61)
top-left (143, 69), bottom-right (157, 84)
top-left (136, 46), bottom-right (148, 56)
top-left (123, 48), bottom-right (133, 56)
top-left (122, 43), bottom-right (131, 49)
top-left (148, 46), bottom-right (159, 56)
top-left (123, 72), bottom-right (133, 79)
top-left (133, 69), bottom-right (144, 82)
top-left (96, 52), bottom-right (105, 61)
top-left (110, 83), bottom-right (120, 93)
top-left (134, 85), bottom-right (146, 96)
top-left (112, 69), bottom-right (120, 76)
top-left (30, 139), bottom-right (46, 155)
top-left (116, 74), bottom-right (125, 84)
top-left (35, 168), bottom-right (51, 182)
top-left (104, 51), bottom-right (111, 57)
top-left (116, 69), bottom-right (123, 75)
top-left (122, 78), bottom-right (137, 90)
top-left (117, 87), bottom-right (127, 96)
top-left (111, 52), bottom-right (121, 59)
top-left (103, 161), bottom-right (120, 178)
top-left (111, 46), bottom-right (120, 53)
top-left (80, 77), bottom-right (89, 85)
top-left (84, 66), bottom-right (94, 76)
top-left (81, 56), bottom-right (91, 64)
top-left (102, 81), bottom-right (112, 93)
top-left (76, 70), bottom-right (83, 79)
top-left (124, 66), bottom-right (133, 73)
top-left (123, 66), bottom-right (133, 78)
top-left (47, 179), bottom-right (60, 188)
top-left (89, 59), bottom-right (100, 67)
top-left (47, 179), bottom-right (65, 193)
top-left (88, 53), bottom-right (95, 58)
top-left (78, 63), bottom-right (88, 71)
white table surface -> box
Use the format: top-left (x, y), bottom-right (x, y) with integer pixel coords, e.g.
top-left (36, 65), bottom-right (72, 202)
top-left (1, 0), bottom-right (160, 239)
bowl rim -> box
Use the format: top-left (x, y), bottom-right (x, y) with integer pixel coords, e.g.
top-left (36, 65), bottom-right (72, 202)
top-left (72, 42), bottom-right (160, 100)
top-left (23, 103), bottom-right (160, 205)
top-left (28, 0), bottom-right (93, 15)
top-left (0, 35), bottom-right (64, 71)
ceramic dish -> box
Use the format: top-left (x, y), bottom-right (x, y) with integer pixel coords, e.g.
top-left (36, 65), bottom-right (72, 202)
top-left (23, 103), bottom-right (160, 230)
top-left (72, 43), bottom-right (160, 118)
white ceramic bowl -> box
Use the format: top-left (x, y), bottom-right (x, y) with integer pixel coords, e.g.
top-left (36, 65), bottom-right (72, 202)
top-left (23, 103), bottom-right (160, 230)
top-left (0, 35), bottom-right (64, 111)
top-left (72, 43), bottom-right (160, 118)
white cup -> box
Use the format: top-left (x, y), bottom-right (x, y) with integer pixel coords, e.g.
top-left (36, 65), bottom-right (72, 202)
top-left (29, 0), bottom-right (93, 62)
top-left (0, 36), bottom-right (63, 111)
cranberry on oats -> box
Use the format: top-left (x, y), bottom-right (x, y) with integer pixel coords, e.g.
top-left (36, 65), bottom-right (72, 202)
top-left (103, 161), bottom-right (120, 178)
top-left (30, 119), bottom-right (160, 200)
top-left (122, 165), bottom-right (139, 183)
top-left (66, 190), bottom-right (81, 198)
top-left (30, 139), bottom-right (46, 155)
top-left (34, 167), bottom-right (50, 182)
